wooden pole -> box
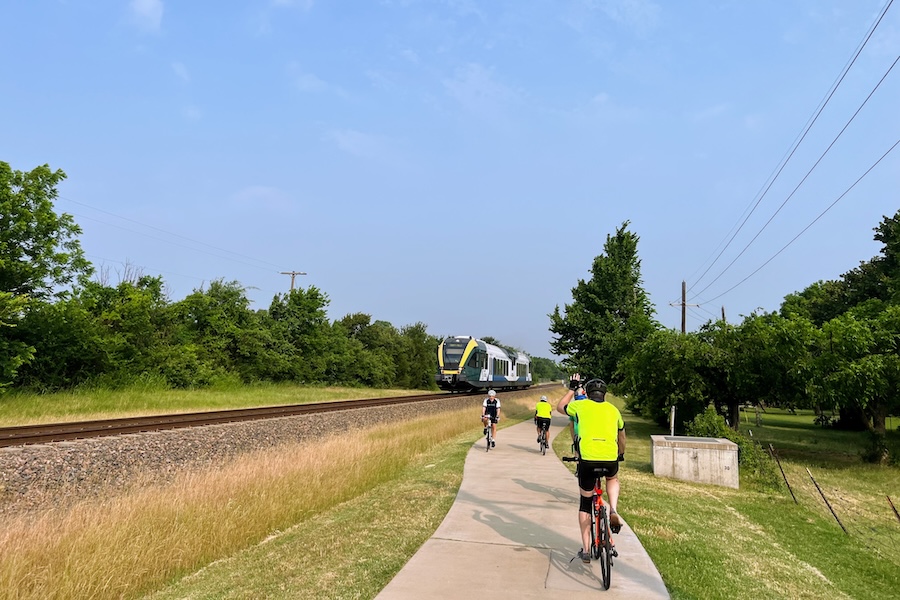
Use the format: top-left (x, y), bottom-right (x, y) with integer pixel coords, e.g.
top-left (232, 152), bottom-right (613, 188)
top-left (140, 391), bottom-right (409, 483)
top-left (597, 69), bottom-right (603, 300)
top-left (888, 496), bottom-right (900, 524)
top-left (807, 468), bottom-right (847, 534)
top-left (280, 271), bottom-right (307, 291)
top-left (769, 444), bottom-right (797, 504)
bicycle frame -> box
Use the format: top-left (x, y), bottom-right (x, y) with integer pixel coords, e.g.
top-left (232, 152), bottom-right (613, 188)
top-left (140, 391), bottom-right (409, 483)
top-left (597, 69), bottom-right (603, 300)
top-left (538, 425), bottom-right (549, 455)
top-left (563, 457), bottom-right (617, 589)
top-left (589, 473), bottom-right (615, 589)
top-left (482, 415), bottom-right (495, 451)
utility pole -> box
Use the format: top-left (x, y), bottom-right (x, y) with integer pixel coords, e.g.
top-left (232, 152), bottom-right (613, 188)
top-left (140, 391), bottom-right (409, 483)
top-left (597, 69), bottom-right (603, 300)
top-left (666, 281), bottom-right (698, 437)
top-left (280, 271), bottom-right (307, 291)
top-left (669, 281), bottom-right (698, 334)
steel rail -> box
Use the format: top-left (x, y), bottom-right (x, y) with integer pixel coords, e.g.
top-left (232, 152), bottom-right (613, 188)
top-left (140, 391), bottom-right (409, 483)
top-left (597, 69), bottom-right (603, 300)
top-left (0, 391), bottom-right (477, 448)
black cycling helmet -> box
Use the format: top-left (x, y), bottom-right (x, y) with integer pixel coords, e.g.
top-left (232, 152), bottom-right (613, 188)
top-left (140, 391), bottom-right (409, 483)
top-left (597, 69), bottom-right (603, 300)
top-left (583, 378), bottom-right (608, 396)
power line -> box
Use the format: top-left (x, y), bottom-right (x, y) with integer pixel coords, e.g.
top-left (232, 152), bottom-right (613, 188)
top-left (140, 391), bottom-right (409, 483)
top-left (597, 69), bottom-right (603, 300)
top-left (700, 137), bottom-right (900, 304)
top-left (686, 0), bottom-right (895, 297)
top-left (72, 211), bottom-right (288, 274)
top-left (60, 195), bottom-right (287, 272)
top-left (85, 254), bottom-right (284, 298)
top-left (690, 53), bottom-right (900, 302)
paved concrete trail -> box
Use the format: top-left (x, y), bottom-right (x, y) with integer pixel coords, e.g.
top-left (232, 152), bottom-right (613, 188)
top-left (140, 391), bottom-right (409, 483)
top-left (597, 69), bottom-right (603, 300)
top-left (376, 414), bottom-right (670, 599)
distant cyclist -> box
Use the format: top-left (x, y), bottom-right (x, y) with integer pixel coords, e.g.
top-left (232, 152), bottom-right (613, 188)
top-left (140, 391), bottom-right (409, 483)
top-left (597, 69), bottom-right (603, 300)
top-left (534, 395), bottom-right (552, 444)
top-left (482, 389), bottom-right (500, 447)
top-left (557, 375), bottom-right (626, 564)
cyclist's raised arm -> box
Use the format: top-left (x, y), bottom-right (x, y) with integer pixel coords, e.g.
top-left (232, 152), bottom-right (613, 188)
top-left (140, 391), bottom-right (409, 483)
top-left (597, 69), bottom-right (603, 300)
top-left (556, 389), bottom-right (575, 416)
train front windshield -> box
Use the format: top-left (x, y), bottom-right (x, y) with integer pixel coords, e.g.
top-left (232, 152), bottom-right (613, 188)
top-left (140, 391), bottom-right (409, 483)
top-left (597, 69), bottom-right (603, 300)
top-left (442, 339), bottom-right (469, 369)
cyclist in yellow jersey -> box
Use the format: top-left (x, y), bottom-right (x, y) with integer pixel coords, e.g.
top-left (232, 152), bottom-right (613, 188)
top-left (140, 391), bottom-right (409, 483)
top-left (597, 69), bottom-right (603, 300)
top-left (557, 374), bottom-right (626, 564)
top-left (534, 395), bottom-right (553, 443)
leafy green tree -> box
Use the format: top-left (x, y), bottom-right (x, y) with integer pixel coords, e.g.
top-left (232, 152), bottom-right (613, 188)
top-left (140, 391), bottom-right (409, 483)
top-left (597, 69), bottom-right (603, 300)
top-left (623, 328), bottom-right (712, 429)
top-left (781, 210), bottom-right (900, 324)
top-left (813, 305), bottom-right (900, 440)
top-left (170, 280), bottom-right (272, 383)
top-left (531, 356), bottom-right (565, 382)
top-left (397, 322), bottom-right (441, 389)
top-left (12, 292), bottom-right (109, 390)
top-left (339, 315), bottom-right (400, 387)
top-left (780, 279), bottom-right (851, 325)
top-left (1, 162), bottom-right (92, 387)
top-left (267, 286), bottom-right (332, 382)
top-left (721, 312), bottom-right (817, 426)
top-left (0, 162), bottom-right (91, 299)
top-left (0, 292), bottom-right (32, 388)
top-left (549, 221), bottom-right (658, 383)
top-left (85, 276), bottom-right (171, 374)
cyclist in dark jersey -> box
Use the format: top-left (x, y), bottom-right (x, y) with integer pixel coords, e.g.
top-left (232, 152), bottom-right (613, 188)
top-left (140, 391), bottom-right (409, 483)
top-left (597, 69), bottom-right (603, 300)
top-left (481, 389), bottom-right (500, 447)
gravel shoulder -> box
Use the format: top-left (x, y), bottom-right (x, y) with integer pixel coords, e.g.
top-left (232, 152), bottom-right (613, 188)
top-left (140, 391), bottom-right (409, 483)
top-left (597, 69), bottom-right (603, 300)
top-left (0, 394), bottom-right (489, 515)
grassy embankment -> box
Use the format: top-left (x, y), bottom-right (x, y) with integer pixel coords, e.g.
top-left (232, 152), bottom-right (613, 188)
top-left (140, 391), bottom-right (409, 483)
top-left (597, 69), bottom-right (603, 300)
top-left (0, 383), bottom-right (429, 426)
top-left (1, 385), bottom-right (898, 599)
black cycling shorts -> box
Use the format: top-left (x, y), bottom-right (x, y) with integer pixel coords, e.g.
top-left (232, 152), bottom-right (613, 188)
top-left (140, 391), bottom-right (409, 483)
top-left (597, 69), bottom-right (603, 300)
top-left (535, 417), bottom-right (551, 430)
top-left (577, 460), bottom-right (619, 492)
top-left (483, 414), bottom-right (499, 424)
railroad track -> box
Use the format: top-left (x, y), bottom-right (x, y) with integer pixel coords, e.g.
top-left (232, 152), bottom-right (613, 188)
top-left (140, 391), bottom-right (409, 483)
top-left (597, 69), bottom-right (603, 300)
top-left (0, 383), bottom-right (558, 448)
top-left (0, 391), bottom-right (477, 448)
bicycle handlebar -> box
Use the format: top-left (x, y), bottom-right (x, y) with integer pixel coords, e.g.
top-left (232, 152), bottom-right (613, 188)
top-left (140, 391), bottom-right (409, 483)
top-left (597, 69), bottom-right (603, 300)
top-left (562, 456), bottom-right (578, 462)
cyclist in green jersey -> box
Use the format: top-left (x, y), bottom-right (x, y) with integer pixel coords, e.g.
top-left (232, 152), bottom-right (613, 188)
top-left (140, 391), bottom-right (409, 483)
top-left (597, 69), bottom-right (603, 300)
top-left (534, 395), bottom-right (553, 443)
top-left (557, 375), bottom-right (626, 563)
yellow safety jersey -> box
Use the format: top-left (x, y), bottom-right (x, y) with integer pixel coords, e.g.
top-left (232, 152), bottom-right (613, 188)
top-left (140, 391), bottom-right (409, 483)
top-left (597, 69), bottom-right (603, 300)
top-left (565, 399), bottom-right (624, 461)
top-left (535, 401), bottom-right (553, 419)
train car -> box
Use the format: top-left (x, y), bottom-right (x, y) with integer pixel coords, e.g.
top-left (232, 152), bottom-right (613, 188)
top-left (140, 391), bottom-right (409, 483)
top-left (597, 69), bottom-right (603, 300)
top-left (435, 336), bottom-right (532, 392)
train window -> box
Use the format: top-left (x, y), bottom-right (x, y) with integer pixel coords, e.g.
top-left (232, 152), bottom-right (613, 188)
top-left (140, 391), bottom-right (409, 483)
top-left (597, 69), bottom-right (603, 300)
top-left (443, 340), bottom-right (468, 368)
top-left (492, 358), bottom-right (510, 375)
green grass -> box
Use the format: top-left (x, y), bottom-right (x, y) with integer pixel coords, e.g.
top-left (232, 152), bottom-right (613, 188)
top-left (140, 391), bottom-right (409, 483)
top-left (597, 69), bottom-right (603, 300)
top-left (560, 398), bottom-right (900, 600)
top-left (0, 383), bottom-right (432, 426)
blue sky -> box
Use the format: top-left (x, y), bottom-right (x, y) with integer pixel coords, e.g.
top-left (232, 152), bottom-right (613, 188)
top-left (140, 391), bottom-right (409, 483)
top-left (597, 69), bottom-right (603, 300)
top-left (2, 0), bottom-right (898, 359)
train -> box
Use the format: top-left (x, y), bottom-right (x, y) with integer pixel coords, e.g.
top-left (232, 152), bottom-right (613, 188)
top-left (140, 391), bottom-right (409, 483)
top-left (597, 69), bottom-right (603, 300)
top-left (435, 336), bottom-right (532, 392)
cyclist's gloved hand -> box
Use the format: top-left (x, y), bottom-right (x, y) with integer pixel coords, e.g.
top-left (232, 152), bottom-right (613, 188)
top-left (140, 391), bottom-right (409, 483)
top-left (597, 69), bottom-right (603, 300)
top-left (617, 453), bottom-right (625, 462)
top-left (568, 379), bottom-right (581, 390)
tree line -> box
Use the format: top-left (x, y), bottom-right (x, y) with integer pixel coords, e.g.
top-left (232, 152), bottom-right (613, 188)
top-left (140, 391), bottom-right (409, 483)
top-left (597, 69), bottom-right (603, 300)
top-left (1, 162), bottom-right (564, 393)
top-left (550, 216), bottom-right (900, 463)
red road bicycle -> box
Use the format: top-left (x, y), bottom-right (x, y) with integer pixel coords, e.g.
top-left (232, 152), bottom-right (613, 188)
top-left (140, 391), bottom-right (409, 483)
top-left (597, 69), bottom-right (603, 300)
top-left (564, 457), bottom-right (619, 589)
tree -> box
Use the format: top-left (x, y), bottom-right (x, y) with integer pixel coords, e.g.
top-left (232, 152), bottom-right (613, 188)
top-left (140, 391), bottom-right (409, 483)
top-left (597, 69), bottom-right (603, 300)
top-left (397, 322), bottom-right (441, 389)
top-left (531, 356), bottom-right (565, 382)
top-left (813, 305), bottom-right (900, 439)
top-left (0, 292), bottom-right (32, 389)
top-left (0, 162), bottom-right (91, 299)
top-left (267, 286), bottom-right (332, 382)
top-left (170, 279), bottom-right (273, 383)
top-left (623, 327), bottom-right (711, 429)
top-left (780, 210), bottom-right (900, 324)
top-left (549, 221), bottom-right (657, 384)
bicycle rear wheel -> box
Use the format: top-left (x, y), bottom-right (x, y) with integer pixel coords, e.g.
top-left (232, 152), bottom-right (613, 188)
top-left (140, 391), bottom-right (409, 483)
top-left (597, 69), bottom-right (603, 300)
top-left (540, 432), bottom-right (547, 455)
top-left (598, 505), bottom-right (612, 589)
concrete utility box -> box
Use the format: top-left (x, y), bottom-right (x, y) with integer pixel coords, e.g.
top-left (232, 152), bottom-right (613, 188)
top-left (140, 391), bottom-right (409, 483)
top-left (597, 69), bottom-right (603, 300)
top-left (650, 435), bottom-right (739, 489)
